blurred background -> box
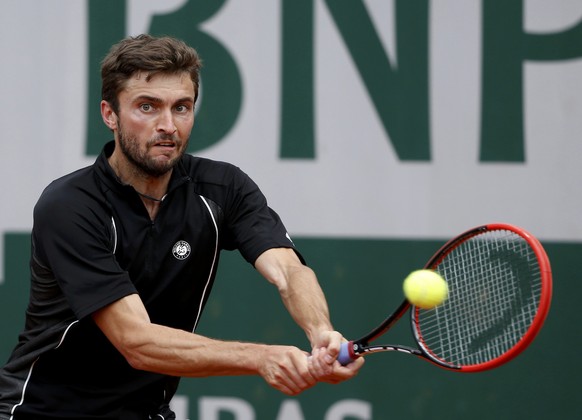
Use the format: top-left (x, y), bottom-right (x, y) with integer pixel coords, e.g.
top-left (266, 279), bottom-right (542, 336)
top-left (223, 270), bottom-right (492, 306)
top-left (1, 1), bottom-right (580, 418)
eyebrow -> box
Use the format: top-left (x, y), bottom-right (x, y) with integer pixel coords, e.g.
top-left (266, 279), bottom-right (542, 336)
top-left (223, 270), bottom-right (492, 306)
top-left (134, 95), bottom-right (194, 105)
top-left (135, 95), bottom-right (162, 104)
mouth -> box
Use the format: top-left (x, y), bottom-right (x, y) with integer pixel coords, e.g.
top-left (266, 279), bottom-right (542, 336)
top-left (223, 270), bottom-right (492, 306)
top-left (151, 140), bottom-right (177, 150)
top-left (156, 140), bottom-right (175, 147)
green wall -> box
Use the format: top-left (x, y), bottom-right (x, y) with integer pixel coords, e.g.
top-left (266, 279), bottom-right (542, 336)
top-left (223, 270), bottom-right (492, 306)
top-left (1, 233), bottom-right (575, 419)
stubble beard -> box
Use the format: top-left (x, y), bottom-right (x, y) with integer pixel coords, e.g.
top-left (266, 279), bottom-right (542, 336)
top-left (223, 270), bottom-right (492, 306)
top-left (117, 122), bottom-right (188, 178)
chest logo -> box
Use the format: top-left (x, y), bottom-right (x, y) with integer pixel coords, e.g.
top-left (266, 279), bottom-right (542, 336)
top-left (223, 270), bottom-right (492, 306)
top-left (172, 240), bottom-right (191, 260)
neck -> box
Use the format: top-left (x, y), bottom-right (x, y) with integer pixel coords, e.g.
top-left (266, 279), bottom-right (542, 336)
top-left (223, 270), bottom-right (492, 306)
top-left (108, 151), bottom-right (172, 203)
top-left (135, 190), bottom-right (167, 202)
top-left (139, 193), bottom-right (163, 221)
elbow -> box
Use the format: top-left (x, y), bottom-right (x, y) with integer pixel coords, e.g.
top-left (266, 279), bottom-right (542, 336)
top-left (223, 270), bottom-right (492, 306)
top-left (124, 349), bottom-right (149, 371)
top-left (115, 334), bottom-right (152, 371)
top-left (274, 265), bottom-right (315, 293)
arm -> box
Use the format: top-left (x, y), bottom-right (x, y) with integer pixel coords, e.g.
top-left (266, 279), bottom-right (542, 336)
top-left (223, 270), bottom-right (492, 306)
top-left (254, 247), bottom-right (364, 381)
top-left (92, 294), bottom-right (316, 395)
top-left (254, 248), bottom-right (332, 344)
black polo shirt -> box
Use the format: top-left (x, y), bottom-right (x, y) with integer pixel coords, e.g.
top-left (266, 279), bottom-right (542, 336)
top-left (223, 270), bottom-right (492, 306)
top-left (0, 141), bottom-right (297, 419)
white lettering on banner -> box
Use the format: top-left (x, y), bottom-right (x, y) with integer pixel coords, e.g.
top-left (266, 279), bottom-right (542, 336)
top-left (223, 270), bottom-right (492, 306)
top-left (198, 397), bottom-right (254, 420)
top-left (173, 396), bottom-right (372, 420)
top-left (170, 395), bottom-right (189, 420)
top-left (325, 399), bottom-right (372, 420)
top-left (276, 400), bottom-right (305, 420)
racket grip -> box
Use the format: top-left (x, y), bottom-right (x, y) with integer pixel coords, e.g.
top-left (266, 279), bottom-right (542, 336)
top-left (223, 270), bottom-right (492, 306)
top-left (338, 341), bottom-right (357, 365)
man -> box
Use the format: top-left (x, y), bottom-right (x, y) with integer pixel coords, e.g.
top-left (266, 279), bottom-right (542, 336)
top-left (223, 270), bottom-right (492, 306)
top-left (0, 34), bottom-right (362, 419)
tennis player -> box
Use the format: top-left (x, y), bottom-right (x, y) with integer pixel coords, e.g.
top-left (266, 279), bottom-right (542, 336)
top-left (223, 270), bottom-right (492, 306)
top-left (0, 34), bottom-right (363, 419)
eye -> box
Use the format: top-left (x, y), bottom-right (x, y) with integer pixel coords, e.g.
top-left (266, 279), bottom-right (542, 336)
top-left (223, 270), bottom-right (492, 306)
top-left (175, 104), bottom-right (191, 113)
top-left (140, 103), bottom-right (153, 112)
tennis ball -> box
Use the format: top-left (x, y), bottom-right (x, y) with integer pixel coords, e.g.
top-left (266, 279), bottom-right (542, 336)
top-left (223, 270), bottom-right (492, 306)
top-left (403, 269), bottom-right (448, 309)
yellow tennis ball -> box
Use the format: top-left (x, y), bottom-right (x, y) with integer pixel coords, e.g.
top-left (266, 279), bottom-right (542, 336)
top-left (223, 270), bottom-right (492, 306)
top-left (403, 269), bottom-right (448, 309)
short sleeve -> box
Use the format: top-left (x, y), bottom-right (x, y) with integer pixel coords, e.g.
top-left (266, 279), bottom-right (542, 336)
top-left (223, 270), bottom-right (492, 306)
top-left (223, 169), bottom-right (298, 265)
top-left (32, 183), bottom-right (136, 320)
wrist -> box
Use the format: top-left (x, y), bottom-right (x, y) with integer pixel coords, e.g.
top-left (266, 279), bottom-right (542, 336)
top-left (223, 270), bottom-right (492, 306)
top-left (307, 325), bottom-right (335, 348)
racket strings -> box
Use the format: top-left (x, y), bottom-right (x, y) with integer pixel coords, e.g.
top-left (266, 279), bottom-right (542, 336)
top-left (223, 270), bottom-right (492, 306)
top-left (415, 229), bottom-right (543, 367)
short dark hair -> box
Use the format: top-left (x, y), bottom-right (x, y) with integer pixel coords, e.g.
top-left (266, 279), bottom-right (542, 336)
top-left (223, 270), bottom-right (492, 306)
top-left (101, 34), bottom-right (202, 113)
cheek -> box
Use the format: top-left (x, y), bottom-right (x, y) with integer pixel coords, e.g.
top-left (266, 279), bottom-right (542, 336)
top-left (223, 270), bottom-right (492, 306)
top-left (123, 114), bottom-right (153, 134)
top-left (177, 116), bottom-right (195, 136)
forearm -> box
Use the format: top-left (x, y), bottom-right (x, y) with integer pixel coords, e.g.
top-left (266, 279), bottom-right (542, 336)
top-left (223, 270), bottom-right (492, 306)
top-left (122, 323), bottom-right (265, 377)
top-left (93, 294), bottom-right (315, 395)
top-left (254, 248), bottom-right (334, 347)
top-left (254, 248), bottom-right (364, 383)
top-left (120, 323), bottom-right (316, 395)
top-left (278, 264), bottom-right (334, 346)
top-left (93, 294), bottom-right (258, 376)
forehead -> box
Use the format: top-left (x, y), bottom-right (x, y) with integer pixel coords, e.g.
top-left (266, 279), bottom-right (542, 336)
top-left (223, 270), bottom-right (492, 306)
top-left (120, 71), bottom-right (195, 102)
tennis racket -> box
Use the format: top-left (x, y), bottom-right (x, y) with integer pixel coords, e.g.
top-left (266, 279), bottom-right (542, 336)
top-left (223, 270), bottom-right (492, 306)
top-left (338, 223), bottom-right (552, 372)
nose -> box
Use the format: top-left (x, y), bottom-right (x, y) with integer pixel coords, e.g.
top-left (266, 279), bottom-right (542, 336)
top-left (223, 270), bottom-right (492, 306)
top-left (156, 110), bottom-right (177, 134)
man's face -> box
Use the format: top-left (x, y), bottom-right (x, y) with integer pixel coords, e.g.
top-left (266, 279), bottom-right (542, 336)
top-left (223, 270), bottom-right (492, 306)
top-left (114, 72), bottom-right (195, 177)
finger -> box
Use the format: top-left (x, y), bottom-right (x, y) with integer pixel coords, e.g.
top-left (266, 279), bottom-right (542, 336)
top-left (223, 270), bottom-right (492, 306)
top-left (317, 353), bottom-right (365, 384)
top-left (333, 356), bottom-right (365, 378)
top-left (325, 333), bottom-right (343, 358)
top-left (307, 348), bottom-right (333, 379)
top-left (278, 350), bottom-right (317, 394)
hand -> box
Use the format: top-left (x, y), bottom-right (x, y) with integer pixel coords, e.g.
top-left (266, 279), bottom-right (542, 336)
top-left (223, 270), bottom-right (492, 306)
top-left (308, 331), bottom-right (365, 383)
top-left (256, 345), bottom-right (317, 395)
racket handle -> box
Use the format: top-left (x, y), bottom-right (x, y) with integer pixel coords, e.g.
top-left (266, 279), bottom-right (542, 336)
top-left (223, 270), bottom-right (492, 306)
top-left (338, 341), bottom-right (358, 365)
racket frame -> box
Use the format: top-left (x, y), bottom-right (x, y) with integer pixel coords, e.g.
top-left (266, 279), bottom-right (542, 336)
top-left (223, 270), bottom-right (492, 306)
top-left (341, 223), bottom-right (552, 372)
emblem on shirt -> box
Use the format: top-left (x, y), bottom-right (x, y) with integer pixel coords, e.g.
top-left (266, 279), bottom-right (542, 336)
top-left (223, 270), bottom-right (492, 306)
top-left (172, 240), bottom-right (191, 260)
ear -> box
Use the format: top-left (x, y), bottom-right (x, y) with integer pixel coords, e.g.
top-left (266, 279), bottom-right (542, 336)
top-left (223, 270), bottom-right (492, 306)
top-left (101, 100), bottom-right (118, 131)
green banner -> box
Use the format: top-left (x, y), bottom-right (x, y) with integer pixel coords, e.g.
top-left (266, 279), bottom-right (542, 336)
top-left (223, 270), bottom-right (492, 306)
top-left (1, 233), bottom-right (575, 419)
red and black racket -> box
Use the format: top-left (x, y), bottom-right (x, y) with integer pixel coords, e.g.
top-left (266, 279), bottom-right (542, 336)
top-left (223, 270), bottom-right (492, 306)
top-left (338, 223), bottom-right (552, 372)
